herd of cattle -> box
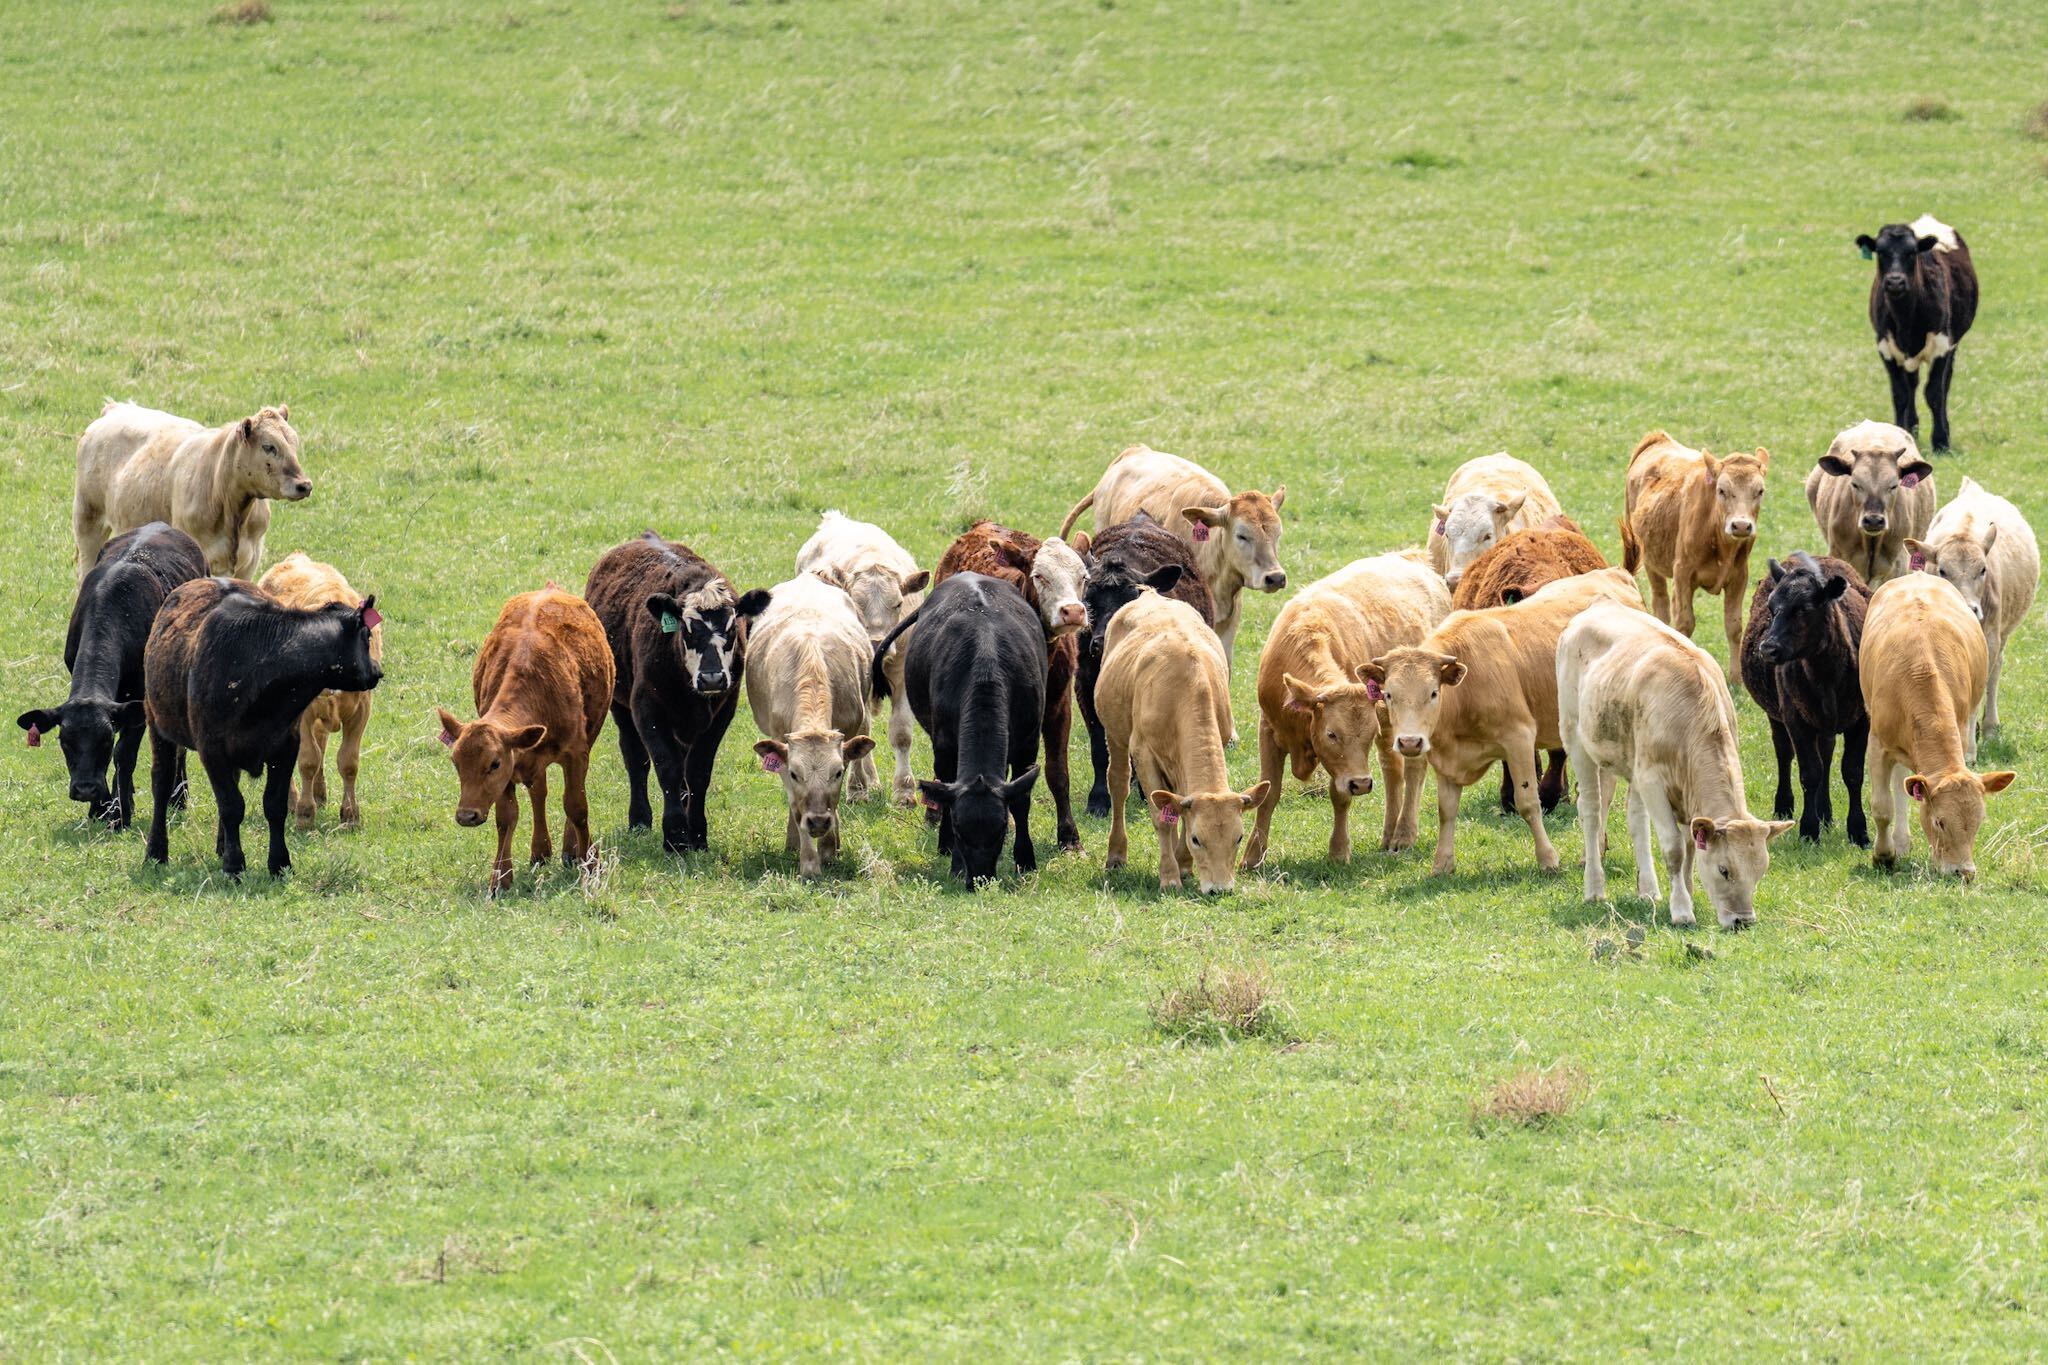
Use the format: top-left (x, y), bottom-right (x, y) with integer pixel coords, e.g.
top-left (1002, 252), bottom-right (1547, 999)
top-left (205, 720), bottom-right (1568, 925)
top-left (17, 218), bottom-right (2028, 922)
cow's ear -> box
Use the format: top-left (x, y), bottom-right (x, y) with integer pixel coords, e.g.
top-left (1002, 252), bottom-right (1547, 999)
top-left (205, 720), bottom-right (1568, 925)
top-left (917, 778), bottom-right (956, 810)
top-left (1239, 780), bottom-right (1272, 810)
top-left (753, 738), bottom-right (789, 773)
top-left (1817, 453), bottom-right (1854, 479)
top-left (1765, 820), bottom-right (1796, 841)
top-left (1281, 672), bottom-right (1316, 713)
top-left (1916, 235), bottom-right (1940, 254)
top-left (899, 570), bottom-right (931, 595)
top-left (1899, 457), bottom-right (1932, 489)
top-left (277, 404), bottom-right (289, 421)
top-left (1700, 450), bottom-right (1722, 486)
top-left (1148, 789), bottom-right (1184, 825)
top-left (17, 708), bottom-right (60, 737)
top-left (1270, 484), bottom-right (1286, 511)
top-left (1496, 492), bottom-right (1527, 520)
top-left (735, 588), bottom-right (773, 620)
top-left (1980, 770), bottom-right (2017, 796)
top-left (1360, 658), bottom-right (1389, 685)
top-left (1904, 538), bottom-right (1933, 572)
top-left (1437, 656), bottom-right (1468, 687)
top-left (1767, 558), bottom-right (1785, 582)
top-left (1753, 446), bottom-right (1770, 471)
top-left (810, 564), bottom-right (847, 589)
top-left (645, 592), bottom-right (681, 628)
top-left (1823, 574), bottom-right (1849, 600)
top-left (506, 724), bottom-right (548, 751)
top-left (1181, 505), bottom-right (1226, 529)
top-left (240, 417), bottom-right (256, 442)
top-left (1979, 523), bottom-right (1999, 554)
top-left (1067, 530), bottom-right (1091, 558)
top-left (1904, 774), bottom-right (1930, 802)
top-left (1142, 564), bottom-right (1184, 594)
top-left (115, 700), bottom-right (148, 728)
top-left (840, 735), bottom-right (876, 763)
top-left (999, 765), bottom-right (1040, 802)
top-left (1354, 664), bottom-right (1386, 701)
top-left (435, 707), bottom-right (465, 748)
top-left (1690, 816), bottom-right (1718, 850)
top-left (1855, 233), bottom-right (1877, 258)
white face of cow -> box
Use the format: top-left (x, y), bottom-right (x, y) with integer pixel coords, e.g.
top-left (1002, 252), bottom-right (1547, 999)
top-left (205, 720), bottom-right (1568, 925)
top-left (1690, 817), bottom-right (1793, 928)
top-left (756, 731), bottom-right (876, 872)
top-left (648, 583), bottom-right (766, 698)
top-left (1906, 532), bottom-right (1994, 622)
top-left (1030, 538), bottom-right (1090, 636)
top-left (1436, 491), bottom-right (1525, 586)
top-left (830, 566), bottom-right (929, 644)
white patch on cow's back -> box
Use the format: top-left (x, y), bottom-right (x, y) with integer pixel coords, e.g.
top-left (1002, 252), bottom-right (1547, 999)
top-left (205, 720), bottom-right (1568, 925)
top-left (1910, 214), bottom-right (1958, 253)
top-left (1878, 330), bottom-right (1954, 374)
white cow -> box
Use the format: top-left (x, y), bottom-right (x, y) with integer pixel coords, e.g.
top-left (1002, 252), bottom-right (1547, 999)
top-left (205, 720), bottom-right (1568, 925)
top-left (1426, 453), bottom-right (1562, 588)
top-left (1906, 476), bottom-right (2039, 754)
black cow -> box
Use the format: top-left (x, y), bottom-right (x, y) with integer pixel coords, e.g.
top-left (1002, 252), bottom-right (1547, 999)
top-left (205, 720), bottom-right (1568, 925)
top-left (585, 532), bottom-right (771, 855)
top-left (143, 577), bottom-right (384, 878)
top-left (1739, 553), bottom-right (1871, 847)
top-left (872, 572), bottom-right (1044, 886)
top-left (1855, 216), bottom-right (1978, 453)
top-left (1071, 513), bottom-right (1213, 817)
top-left (19, 523), bottom-right (205, 826)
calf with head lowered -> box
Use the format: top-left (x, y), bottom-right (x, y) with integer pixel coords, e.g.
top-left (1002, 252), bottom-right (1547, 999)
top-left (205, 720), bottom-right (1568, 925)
top-left (1805, 420), bottom-right (1934, 587)
top-left (143, 576), bottom-right (383, 879)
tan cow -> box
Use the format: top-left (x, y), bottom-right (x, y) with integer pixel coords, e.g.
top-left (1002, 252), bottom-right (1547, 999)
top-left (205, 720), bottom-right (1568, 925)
top-left (1906, 476), bottom-right (2039, 753)
top-left (1096, 589), bottom-right (1268, 893)
top-left (1426, 453), bottom-right (1562, 589)
top-left (257, 552), bottom-right (383, 829)
top-left (74, 401), bottom-right (311, 580)
top-left (795, 510), bottom-right (929, 804)
top-left (1059, 443), bottom-right (1285, 673)
top-left (1245, 551), bottom-right (1450, 867)
top-left (1805, 420), bottom-right (1935, 586)
top-left (1558, 600), bottom-right (1792, 927)
top-left (745, 573), bottom-right (878, 877)
top-left (1619, 430), bottom-right (1768, 681)
top-left (1366, 568), bottom-right (1645, 875)
top-left (1861, 573), bottom-right (2015, 879)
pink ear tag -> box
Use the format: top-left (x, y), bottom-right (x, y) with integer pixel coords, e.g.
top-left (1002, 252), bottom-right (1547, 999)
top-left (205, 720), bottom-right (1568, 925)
top-left (1365, 678), bottom-right (1384, 702)
top-left (1901, 472), bottom-right (1920, 489)
top-left (1693, 827), bottom-right (1710, 851)
top-left (1284, 696), bottom-right (1307, 713)
top-left (1191, 523), bottom-right (1210, 542)
top-left (1909, 552), bottom-right (1926, 571)
top-left (362, 605), bottom-right (383, 629)
top-left (1159, 805), bottom-right (1179, 826)
top-left (26, 724), bottom-right (41, 748)
top-left (1433, 517), bottom-right (1446, 536)
top-left (439, 728), bottom-right (456, 748)
top-left (761, 751), bottom-right (786, 773)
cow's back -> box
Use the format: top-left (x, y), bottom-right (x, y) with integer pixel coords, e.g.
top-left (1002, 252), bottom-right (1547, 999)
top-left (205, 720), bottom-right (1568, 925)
top-left (476, 589), bottom-right (614, 751)
top-left (77, 403), bottom-right (200, 489)
top-left (259, 553), bottom-right (383, 664)
top-left (905, 573), bottom-right (1045, 731)
top-left (142, 576), bottom-right (236, 749)
top-left (1453, 522), bottom-right (1606, 611)
top-left (1863, 576), bottom-right (1986, 733)
top-left (586, 535), bottom-right (721, 703)
top-left (70, 523), bottom-right (207, 679)
top-left (1623, 435), bottom-right (1695, 566)
top-left (1087, 516), bottom-right (1214, 623)
top-left (1092, 446), bottom-right (1230, 534)
top-left (1102, 592), bottom-right (1226, 750)
top-left (934, 522), bottom-right (1038, 598)
top-left (1933, 480), bottom-right (2039, 640)
top-left (747, 575), bottom-right (870, 737)
top-left (797, 511), bottom-right (919, 578)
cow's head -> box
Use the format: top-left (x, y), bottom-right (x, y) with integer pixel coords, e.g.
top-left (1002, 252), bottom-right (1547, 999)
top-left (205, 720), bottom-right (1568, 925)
top-left (17, 698), bottom-right (148, 818)
top-left (437, 706), bottom-right (545, 827)
top-left (1362, 648), bottom-right (1466, 758)
top-left (1281, 670), bottom-right (1381, 798)
top-left (1183, 487), bottom-right (1285, 592)
top-left (1080, 558), bottom-right (1185, 661)
top-left (1436, 491), bottom-right (1525, 588)
top-left (1689, 816), bottom-right (1795, 928)
top-left (1906, 768), bottom-right (2016, 880)
top-left (815, 564), bottom-right (928, 646)
top-left (1149, 782), bottom-right (1269, 894)
top-left (1703, 447), bottom-right (1768, 543)
top-left (920, 766), bottom-right (1037, 887)
top-left (313, 596), bottom-right (385, 693)
top-left (1855, 223), bottom-right (1942, 300)
top-left (236, 405), bottom-right (311, 502)
top-left (1816, 422), bottom-right (1930, 537)
top-left (1756, 555), bottom-right (1851, 665)
top-left (646, 582), bottom-right (771, 698)
top-left (1904, 530), bottom-right (1995, 623)
top-left (755, 731), bottom-right (874, 873)
top-left (1029, 537), bottom-right (1090, 636)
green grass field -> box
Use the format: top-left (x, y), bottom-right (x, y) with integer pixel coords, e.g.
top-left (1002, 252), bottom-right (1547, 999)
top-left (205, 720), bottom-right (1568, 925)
top-left (6, 0), bottom-right (2048, 1356)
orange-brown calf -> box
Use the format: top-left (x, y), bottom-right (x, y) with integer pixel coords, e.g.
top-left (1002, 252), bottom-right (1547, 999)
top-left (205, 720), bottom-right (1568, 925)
top-left (1620, 429), bottom-right (1768, 683)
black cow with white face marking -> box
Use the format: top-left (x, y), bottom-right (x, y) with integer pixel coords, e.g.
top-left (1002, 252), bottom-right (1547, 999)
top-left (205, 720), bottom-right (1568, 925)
top-left (585, 532), bottom-right (771, 854)
top-left (1854, 215), bottom-right (1978, 452)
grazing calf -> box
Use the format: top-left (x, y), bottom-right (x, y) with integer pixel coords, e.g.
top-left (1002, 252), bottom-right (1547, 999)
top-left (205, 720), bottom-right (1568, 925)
top-left (745, 573), bottom-right (876, 877)
top-left (258, 552), bottom-right (383, 829)
top-left (1366, 568), bottom-right (1645, 875)
top-left (436, 587), bottom-right (612, 893)
top-left (1072, 512), bottom-right (1212, 817)
top-left (1058, 443), bottom-right (1285, 672)
top-left (1861, 573), bottom-right (2014, 879)
top-left (1559, 600), bottom-right (1792, 927)
top-left (19, 523), bottom-right (205, 827)
top-left (1097, 589), bottom-right (1267, 892)
top-left (1856, 215), bottom-right (1977, 452)
top-left (796, 511), bottom-right (929, 803)
top-left (1740, 554), bottom-right (1872, 847)
top-left (1619, 430), bottom-right (1769, 680)
top-left (1246, 552), bottom-right (1449, 867)
top-left (1907, 477), bottom-right (2039, 752)
top-left (933, 521), bottom-right (1090, 850)
top-left (587, 533), bottom-right (771, 855)
top-left (74, 401), bottom-right (311, 579)
top-left (1425, 453), bottom-right (1562, 589)
top-left (872, 572), bottom-right (1044, 887)
top-left (1805, 420), bottom-right (1935, 586)
top-left (143, 577), bottom-right (383, 879)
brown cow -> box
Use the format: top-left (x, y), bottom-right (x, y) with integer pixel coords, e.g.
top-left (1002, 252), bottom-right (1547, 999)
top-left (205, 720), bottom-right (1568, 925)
top-left (932, 521), bottom-right (1089, 850)
top-left (1619, 430), bottom-right (1768, 682)
top-left (436, 586), bottom-right (614, 894)
top-left (257, 552), bottom-right (384, 829)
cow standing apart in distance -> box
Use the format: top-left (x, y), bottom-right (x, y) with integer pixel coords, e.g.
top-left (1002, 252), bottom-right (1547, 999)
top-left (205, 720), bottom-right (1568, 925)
top-left (74, 401), bottom-right (312, 579)
top-left (1425, 453), bottom-right (1562, 590)
top-left (1619, 430), bottom-right (1769, 684)
top-left (258, 552), bottom-right (383, 830)
top-left (143, 577), bottom-right (384, 879)
top-left (1906, 477), bottom-right (2039, 755)
top-left (18, 522), bottom-right (205, 827)
top-left (1856, 214), bottom-right (1977, 453)
top-left (1806, 421), bottom-right (1935, 587)
top-left (586, 533), bottom-right (771, 856)
top-left (436, 587), bottom-right (612, 894)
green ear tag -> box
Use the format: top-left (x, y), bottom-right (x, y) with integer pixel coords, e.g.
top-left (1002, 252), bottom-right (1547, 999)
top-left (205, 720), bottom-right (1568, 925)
top-left (661, 612), bottom-right (681, 634)
top-left (1860, 245), bottom-right (1873, 260)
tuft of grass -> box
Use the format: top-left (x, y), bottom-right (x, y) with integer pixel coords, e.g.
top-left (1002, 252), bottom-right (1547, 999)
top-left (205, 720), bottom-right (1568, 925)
top-left (1472, 1064), bottom-right (1588, 1129)
top-left (210, 0), bottom-right (273, 23)
top-left (1150, 964), bottom-right (1289, 1043)
top-left (1389, 148), bottom-right (1461, 171)
top-left (1902, 96), bottom-right (1958, 122)
top-left (2027, 100), bottom-right (2048, 140)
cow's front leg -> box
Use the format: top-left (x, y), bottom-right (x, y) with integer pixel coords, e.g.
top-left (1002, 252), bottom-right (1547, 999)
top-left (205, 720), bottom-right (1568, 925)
top-left (1981, 630), bottom-right (2003, 742)
top-left (1792, 726), bottom-right (1829, 844)
top-left (1041, 658), bottom-right (1081, 851)
top-left (1927, 351), bottom-right (1956, 452)
top-left (1841, 718), bottom-right (1870, 849)
top-left (145, 733), bottom-right (180, 864)
top-left (1242, 720), bottom-right (1285, 868)
top-left (635, 712), bottom-right (693, 854)
top-left (204, 756), bottom-right (247, 881)
top-left (1503, 739), bottom-right (1559, 871)
top-left (683, 695), bottom-right (737, 852)
top-left (527, 767), bottom-right (554, 868)
top-left (491, 787), bottom-right (519, 894)
top-left (1670, 568), bottom-right (1698, 638)
top-left (262, 744), bottom-right (295, 876)
top-left (1646, 571), bottom-right (1672, 626)
top-left (1431, 769), bottom-right (1462, 875)
top-left (887, 657), bottom-right (916, 804)
top-left (1867, 733), bottom-right (1897, 868)
top-left (1573, 751), bottom-right (1606, 902)
top-left (1721, 582), bottom-right (1747, 688)
top-left (293, 719), bottom-right (324, 829)
top-left (1008, 760), bottom-right (1037, 874)
top-left (1105, 736), bottom-right (1132, 871)
top-left (1625, 785), bottom-right (1660, 901)
top-left (1883, 355), bottom-right (1919, 439)
top-left (337, 699), bottom-right (369, 828)
top-left (1768, 717), bottom-right (1795, 822)
top-left (561, 748), bottom-right (595, 870)
top-left (109, 722), bottom-right (144, 829)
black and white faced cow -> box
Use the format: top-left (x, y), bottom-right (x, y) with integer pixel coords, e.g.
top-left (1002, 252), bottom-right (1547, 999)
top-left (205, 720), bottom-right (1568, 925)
top-left (585, 532), bottom-right (772, 854)
top-left (20, 522), bottom-right (206, 827)
top-left (1855, 215), bottom-right (1978, 453)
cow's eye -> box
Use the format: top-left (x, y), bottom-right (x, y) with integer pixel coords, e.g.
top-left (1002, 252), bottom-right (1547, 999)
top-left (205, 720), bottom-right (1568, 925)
top-left (263, 443), bottom-right (276, 454)
top-left (488, 759), bottom-right (500, 772)
top-left (1189, 835), bottom-right (1202, 848)
top-left (1325, 730), bottom-right (1338, 742)
top-left (1430, 690), bottom-right (1439, 701)
top-left (1719, 865), bottom-right (1731, 880)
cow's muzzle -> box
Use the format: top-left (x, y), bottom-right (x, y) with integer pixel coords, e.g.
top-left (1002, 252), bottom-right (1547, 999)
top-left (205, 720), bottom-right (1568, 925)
top-left (1339, 775), bottom-right (1374, 797)
top-left (1883, 275), bottom-right (1910, 295)
top-left (1725, 519), bottom-right (1754, 540)
top-left (286, 479), bottom-right (313, 500)
top-left (1394, 735), bottom-right (1427, 756)
top-left (1860, 513), bottom-right (1888, 534)
top-left (71, 780), bottom-right (108, 804)
top-left (1260, 570), bottom-right (1288, 592)
top-left (454, 808), bottom-right (486, 828)
top-left (1056, 602), bottom-right (1087, 631)
top-left (803, 814), bottom-right (835, 839)
top-left (693, 677), bottom-right (729, 698)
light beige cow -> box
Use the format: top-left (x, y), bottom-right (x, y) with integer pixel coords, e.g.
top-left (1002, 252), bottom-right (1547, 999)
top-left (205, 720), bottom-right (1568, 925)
top-left (1096, 589), bottom-right (1268, 893)
top-left (1059, 443), bottom-right (1286, 673)
top-left (1558, 599), bottom-right (1792, 927)
top-left (1619, 430), bottom-right (1769, 681)
top-left (74, 401), bottom-right (311, 580)
top-left (1906, 476), bottom-right (2039, 752)
top-left (1861, 573), bottom-right (2016, 879)
top-left (1426, 453), bottom-right (1562, 589)
top-left (745, 573), bottom-right (877, 877)
top-left (795, 510), bottom-right (929, 804)
top-left (1804, 420), bottom-right (1935, 586)
top-left (1366, 567), bottom-right (1645, 875)
top-left (257, 552), bottom-right (383, 829)
top-left (1245, 551), bottom-right (1451, 867)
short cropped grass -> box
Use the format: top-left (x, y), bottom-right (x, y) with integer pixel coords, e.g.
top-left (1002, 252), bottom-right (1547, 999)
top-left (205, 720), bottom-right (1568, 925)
top-left (5, 0), bottom-right (2048, 1357)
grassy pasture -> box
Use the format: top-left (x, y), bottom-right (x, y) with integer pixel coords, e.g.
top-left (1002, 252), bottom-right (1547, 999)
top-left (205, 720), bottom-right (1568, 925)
top-left (5, 0), bottom-right (2048, 1355)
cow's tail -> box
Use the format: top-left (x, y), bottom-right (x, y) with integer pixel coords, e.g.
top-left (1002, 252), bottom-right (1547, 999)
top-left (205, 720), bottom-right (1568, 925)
top-left (1618, 517), bottom-right (1641, 575)
top-left (1057, 491), bottom-right (1095, 541)
top-left (869, 607), bottom-right (921, 700)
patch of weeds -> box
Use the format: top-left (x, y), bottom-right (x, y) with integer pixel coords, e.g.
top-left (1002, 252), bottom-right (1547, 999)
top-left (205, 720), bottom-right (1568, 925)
top-left (211, 0), bottom-right (273, 23)
top-left (1151, 964), bottom-right (1292, 1044)
top-left (2026, 100), bottom-right (2048, 140)
top-left (1389, 149), bottom-right (1461, 172)
top-left (1472, 1064), bottom-right (1587, 1129)
top-left (1902, 96), bottom-right (1957, 123)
